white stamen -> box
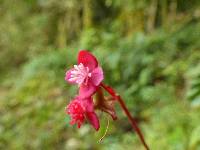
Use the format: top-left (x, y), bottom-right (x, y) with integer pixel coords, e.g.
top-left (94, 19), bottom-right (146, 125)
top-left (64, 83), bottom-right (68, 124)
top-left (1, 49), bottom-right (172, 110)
top-left (69, 63), bottom-right (92, 85)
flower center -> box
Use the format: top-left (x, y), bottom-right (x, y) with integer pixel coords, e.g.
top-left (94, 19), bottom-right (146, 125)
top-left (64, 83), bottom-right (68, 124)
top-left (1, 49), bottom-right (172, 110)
top-left (66, 99), bottom-right (85, 128)
top-left (69, 63), bottom-right (91, 85)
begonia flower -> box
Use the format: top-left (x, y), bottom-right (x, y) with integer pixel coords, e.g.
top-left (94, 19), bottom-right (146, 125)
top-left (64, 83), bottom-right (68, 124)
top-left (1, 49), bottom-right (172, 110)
top-left (64, 50), bottom-right (149, 150)
top-left (65, 50), bottom-right (103, 98)
top-left (66, 96), bottom-right (100, 130)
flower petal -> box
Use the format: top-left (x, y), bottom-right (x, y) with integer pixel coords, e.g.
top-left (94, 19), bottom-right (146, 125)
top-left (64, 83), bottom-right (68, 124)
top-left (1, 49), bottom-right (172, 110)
top-left (79, 82), bottom-right (96, 98)
top-left (65, 69), bottom-right (75, 84)
top-left (82, 97), bottom-right (94, 112)
top-left (91, 67), bottom-right (104, 86)
top-left (65, 68), bottom-right (79, 84)
top-left (66, 97), bottom-right (85, 128)
top-left (78, 50), bottom-right (98, 71)
top-left (86, 112), bottom-right (100, 131)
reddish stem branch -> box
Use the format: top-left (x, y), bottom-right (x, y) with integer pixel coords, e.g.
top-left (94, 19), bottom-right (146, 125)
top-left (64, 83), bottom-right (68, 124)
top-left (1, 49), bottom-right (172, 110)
top-left (100, 83), bottom-right (149, 150)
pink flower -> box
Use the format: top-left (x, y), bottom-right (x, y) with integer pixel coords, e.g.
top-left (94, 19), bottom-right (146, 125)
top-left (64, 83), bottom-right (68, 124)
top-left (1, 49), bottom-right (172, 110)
top-left (65, 50), bottom-right (104, 98)
top-left (64, 50), bottom-right (149, 150)
top-left (66, 96), bottom-right (100, 130)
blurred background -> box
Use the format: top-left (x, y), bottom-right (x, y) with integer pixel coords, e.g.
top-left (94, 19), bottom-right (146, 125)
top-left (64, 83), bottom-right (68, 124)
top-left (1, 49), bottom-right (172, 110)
top-left (0, 0), bottom-right (200, 150)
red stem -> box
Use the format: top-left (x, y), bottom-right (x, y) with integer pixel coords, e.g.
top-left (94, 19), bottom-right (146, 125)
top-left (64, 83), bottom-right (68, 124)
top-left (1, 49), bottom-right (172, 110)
top-left (100, 83), bottom-right (149, 150)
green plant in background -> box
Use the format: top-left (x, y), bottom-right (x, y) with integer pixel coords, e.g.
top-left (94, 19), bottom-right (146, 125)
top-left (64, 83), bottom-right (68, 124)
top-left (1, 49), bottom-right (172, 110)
top-left (187, 64), bottom-right (200, 108)
top-left (0, 0), bottom-right (200, 149)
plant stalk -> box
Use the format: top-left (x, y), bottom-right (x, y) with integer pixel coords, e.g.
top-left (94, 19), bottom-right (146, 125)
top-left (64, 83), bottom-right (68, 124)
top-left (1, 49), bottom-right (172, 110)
top-left (100, 83), bottom-right (149, 150)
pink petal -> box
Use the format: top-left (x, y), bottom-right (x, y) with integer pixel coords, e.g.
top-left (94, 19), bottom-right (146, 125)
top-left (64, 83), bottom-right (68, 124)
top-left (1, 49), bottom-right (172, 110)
top-left (91, 67), bottom-right (104, 86)
top-left (66, 97), bottom-right (85, 128)
top-left (82, 97), bottom-right (94, 112)
top-left (86, 112), bottom-right (100, 131)
top-left (65, 68), bottom-right (77, 84)
top-left (79, 82), bottom-right (96, 98)
top-left (78, 50), bottom-right (98, 71)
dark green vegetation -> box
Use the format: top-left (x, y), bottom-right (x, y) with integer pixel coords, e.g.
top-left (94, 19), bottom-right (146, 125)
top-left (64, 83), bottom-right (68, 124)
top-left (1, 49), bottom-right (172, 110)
top-left (0, 0), bottom-right (200, 150)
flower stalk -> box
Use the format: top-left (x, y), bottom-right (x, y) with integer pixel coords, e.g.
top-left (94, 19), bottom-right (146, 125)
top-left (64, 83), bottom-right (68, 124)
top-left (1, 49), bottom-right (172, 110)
top-left (100, 83), bottom-right (149, 150)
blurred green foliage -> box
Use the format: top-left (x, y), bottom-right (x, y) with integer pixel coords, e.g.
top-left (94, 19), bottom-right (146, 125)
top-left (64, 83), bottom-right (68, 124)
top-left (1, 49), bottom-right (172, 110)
top-left (0, 0), bottom-right (200, 150)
